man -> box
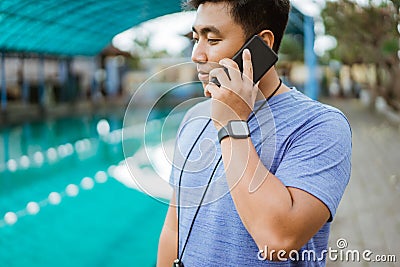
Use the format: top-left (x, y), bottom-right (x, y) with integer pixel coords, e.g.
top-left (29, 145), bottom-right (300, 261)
top-left (157, 0), bottom-right (351, 266)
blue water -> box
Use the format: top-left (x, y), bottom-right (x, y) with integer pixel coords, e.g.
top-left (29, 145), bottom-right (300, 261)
top-left (0, 114), bottom-right (170, 267)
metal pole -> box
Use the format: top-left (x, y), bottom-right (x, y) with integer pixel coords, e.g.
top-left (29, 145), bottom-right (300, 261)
top-left (38, 55), bottom-right (45, 107)
top-left (91, 56), bottom-right (99, 101)
top-left (59, 59), bottom-right (67, 102)
top-left (105, 57), bottom-right (119, 97)
top-left (304, 15), bottom-right (319, 100)
top-left (1, 52), bottom-right (6, 111)
top-left (21, 56), bottom-right (29, 104)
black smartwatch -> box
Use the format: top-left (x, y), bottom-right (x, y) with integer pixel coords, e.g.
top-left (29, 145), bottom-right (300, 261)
top-left (218, 120), bottom-right (250, 143)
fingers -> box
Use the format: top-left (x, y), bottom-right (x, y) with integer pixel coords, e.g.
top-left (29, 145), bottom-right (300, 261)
top-left (209, 67), bottom-right (231, 87)
top-left (242, 49), bottom-right (253, 84)
top-left (219, 58), bottom-right (241, 84)
top-left (204, 88), bottom-right (211, 98)
top-left (204, 84), bottom-right (212, 97)
top-left (205, 82), bottom-right (220, 98)
top-left (218, 49), bottom-right (253, 85)
top-left (204, 50), bottom-right (257, 126)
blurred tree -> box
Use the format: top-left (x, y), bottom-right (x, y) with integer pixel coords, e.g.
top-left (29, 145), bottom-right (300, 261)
top-left (279, 34), bottom-right (304, 62)
top-left (133, 36), bottom-right (170, 59)
top-left (278, 34), bottom-right (304, 87)
top-left (127, 36), bottom-right (171, 69)
top-left (322, 0), bottom-right (400, 110)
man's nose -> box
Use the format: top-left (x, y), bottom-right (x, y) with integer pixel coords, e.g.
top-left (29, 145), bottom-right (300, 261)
top-left (191, 43), bottom-right (207, 64)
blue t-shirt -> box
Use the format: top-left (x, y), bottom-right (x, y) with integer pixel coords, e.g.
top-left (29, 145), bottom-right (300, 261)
top-left (170, 88), bottom-right (352, 266)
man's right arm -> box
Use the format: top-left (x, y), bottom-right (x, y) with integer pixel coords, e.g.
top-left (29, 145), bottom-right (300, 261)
top-left (157, 192), bottom-right (177, 267)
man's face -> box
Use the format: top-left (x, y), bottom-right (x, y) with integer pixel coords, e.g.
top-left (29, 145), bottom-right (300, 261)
top-left (191, 2), bottom-right (246, 87)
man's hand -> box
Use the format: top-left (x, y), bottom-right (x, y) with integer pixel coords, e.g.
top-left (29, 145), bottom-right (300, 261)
top-left (206, 49), bottom-right (258, 130)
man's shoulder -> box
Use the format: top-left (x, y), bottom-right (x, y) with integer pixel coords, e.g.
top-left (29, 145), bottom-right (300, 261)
top-left (307, 100), bottom-right (351, 133)
top-left (279, 89), bottom-right (350, 126)
top-left (294, 101), bottom-right (351, 145)
top-left (301, 102), bottom-right (351, 140)
top-left (271, 90), bottom-right (351, 140)
top-left (308, 101), bottom-right (349, 127)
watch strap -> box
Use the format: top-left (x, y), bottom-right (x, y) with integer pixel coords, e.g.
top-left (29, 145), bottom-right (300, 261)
top-left (218, 126), bottom-right (229, 143)
top-left (217, 120), bottom-right (250, 143)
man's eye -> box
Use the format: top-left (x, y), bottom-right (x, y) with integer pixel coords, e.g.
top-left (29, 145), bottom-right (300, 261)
top-left (192, 38), bottom-right (199, 44)
top-left (208, 39), bottom-right (221, 44)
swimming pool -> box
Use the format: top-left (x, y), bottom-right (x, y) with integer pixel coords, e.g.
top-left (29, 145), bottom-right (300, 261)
top-left (0, 111), bottom-right (177, 267)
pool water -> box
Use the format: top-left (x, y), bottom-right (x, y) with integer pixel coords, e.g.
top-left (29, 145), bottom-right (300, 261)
top-left (0, 113), bottom-right (173, 267)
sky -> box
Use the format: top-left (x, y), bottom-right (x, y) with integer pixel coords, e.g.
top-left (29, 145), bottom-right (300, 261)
top-left (112, 11), bottom-right (196, 55)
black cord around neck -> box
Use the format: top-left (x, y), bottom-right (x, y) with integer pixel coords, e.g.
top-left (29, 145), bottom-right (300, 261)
top-left (176, 119), bottom-right (211, 262)
top-left (175, 78), bottom-right (282, 265)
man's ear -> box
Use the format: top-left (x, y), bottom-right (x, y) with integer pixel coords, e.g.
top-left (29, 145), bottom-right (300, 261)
top-left (259, 30), bottom-right (275, 49)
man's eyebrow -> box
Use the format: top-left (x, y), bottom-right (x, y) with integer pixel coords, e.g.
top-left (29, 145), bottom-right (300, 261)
top-left (192, 25), bottom-right (221, 36)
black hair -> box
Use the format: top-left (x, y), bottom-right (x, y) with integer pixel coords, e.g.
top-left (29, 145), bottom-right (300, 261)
top-left (183, 0), bottom-right (290, 52)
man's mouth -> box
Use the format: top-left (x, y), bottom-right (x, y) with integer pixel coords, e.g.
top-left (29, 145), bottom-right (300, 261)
top-left (198, 72), bottom-right (209, 82)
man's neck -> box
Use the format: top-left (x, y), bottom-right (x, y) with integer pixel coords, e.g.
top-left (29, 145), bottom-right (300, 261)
top-left (256, 68), bottom-right (289, 101)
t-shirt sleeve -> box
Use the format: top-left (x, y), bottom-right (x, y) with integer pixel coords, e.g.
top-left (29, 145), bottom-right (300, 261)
top-left (274, 111), bottom-right (352, 221)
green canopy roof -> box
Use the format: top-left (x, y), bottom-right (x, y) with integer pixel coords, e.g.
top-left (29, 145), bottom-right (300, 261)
top-left (0, 0), bottom-right (182, 56)
top-left (0, 0), bottom-right (305, 57)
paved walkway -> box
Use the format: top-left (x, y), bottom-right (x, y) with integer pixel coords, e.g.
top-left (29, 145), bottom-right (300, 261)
top-left (323, 98), bottom-right (400, 267)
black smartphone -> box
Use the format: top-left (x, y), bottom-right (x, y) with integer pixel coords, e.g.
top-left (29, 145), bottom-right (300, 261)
top-left (211, 35), bottom-right (278, 87)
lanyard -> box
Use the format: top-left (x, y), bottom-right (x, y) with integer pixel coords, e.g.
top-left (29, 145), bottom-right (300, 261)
top-left (174, 79), bottom-right (282, 267)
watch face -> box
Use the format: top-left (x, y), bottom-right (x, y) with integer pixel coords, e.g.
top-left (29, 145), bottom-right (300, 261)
top-left (229, 121), bottom-right (249, 137)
